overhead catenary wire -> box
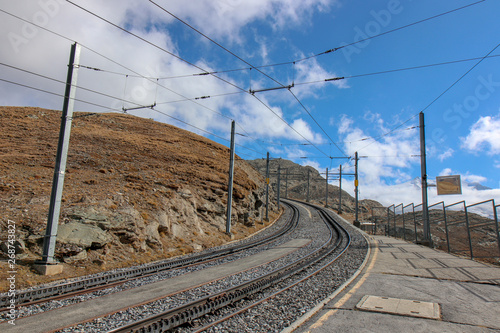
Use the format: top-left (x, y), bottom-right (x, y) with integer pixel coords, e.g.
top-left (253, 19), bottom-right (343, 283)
top-left (288, 89), bottom-right (348, 158)
top-left (143, 0), bottom-right (487, 75)
top-left (2, 0), bottom-right (492, 165)
top-left (79, 52), bottom-right (500, 99)
top-left (0, 72), bottom-right (265, 158)
top-left (0, 8), bottom-right (273, 159)
top-left (1, 62), bottom-right (166, 112)
top-left (0, 8), bottom-right (236, 122)
top-left (253, 0), bottom-right (488, 68)
top-left (147, 1), bottom-right (341, 158)
top-left (64, 1), bottom-right (333, 158)
top-left (294, 54), bottom-right (500, 87)
top-left (0, 77), bottom-right (123, 112)
top-left (354, 40), bottom-right (500, 154)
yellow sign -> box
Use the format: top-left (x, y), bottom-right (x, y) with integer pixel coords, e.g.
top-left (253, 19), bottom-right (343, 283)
top-left (436, 175), bottom-right (462, 195)
top-left (354, 179), bottom-right (359, 187)
top-left (266, 178), bottom-right (270, 184)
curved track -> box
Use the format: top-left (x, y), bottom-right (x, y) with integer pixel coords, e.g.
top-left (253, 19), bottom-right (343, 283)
top-left (0, 203), bottom-right (296, 311)
top-left (108, 200), bottom-right (356, 333)
top-left (0, 200), bottom-right (368, 333)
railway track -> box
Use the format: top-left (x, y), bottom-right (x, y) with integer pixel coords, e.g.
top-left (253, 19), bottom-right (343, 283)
top-left (0, 203), bottom-right (295, 312)
top-left (109, 199), bottom-right (355, 333)
top-left (0, 200), bottom-right (368, 333)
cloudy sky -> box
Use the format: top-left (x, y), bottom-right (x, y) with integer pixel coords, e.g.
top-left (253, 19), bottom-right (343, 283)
top-left (1, 0), bottom-right (500, 209)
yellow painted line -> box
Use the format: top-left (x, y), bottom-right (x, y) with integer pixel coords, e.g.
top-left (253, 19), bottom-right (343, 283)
top-left (305, 238), bottom-right (379, 332)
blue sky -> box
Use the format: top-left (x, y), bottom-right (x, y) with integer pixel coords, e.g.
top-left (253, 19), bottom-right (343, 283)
top-left (1, 0), bottom-right (500, 207)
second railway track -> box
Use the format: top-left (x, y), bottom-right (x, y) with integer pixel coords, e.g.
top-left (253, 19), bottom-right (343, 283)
top-left (0, 200), bottom-right (369, 333)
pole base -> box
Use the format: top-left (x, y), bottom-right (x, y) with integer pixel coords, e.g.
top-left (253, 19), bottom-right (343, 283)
top-left (353, 221), bottom-right (361, 228)
top-left (33, 262), bottom-right (64, 276)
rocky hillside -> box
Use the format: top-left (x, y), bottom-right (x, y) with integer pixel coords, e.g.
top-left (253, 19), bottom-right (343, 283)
top-left (0, 106), bottom-right (277, 290)
top-left (246, 159), bottom-right (382, 218)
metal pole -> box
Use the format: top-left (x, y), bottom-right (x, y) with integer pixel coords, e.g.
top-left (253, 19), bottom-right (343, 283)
top-left (277, 164), bottom-right (281, 209)
top-left (285, 168), bottom-right (288, 199)
top-left (339, 164), bottom-right (342, 214)
top-left (265, 152), bottom-right (270, 221)
top-left (444, 204), bottom-right (450, 253)
top-left (387, 206), bottom-right (392, 236)
top-left (307, 169), bottom-right (310, 202)
top-left (419, 112), bottom-right (432, 246)
top-left (412, 204), bottom-right (418, 243)
top-left (354, 152), bottom-right (360, 227)
top-left (493, 200), bottom-right (500, 258)
top-left (402, 205), bottom-right (406, 240)
top-left (464, 203), bottom-right (474, 259)
top-left (226, 120), bottom-right (236, 235)
top-left (39, 42), bottom-right (81, 265)
top-left (325, 168), bottom-right (328, 208)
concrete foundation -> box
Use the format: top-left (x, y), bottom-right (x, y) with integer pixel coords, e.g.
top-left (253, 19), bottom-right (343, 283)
top-left (33, 263), bottom-right (64, 276)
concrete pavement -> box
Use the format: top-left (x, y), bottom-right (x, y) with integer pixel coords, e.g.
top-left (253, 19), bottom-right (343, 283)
top-left (289, 235), bottom-right (500, 333)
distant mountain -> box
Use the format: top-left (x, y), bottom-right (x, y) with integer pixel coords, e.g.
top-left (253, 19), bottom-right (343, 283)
top-left (246, 158), bottom-right (383, 215)
top-left (467, 182), bottom-right (492, 191)
top-left (409, 177), bottom-right (490, 191)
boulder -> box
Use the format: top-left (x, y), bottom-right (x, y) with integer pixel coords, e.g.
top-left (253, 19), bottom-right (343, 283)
top-left (57, 222), bottom-right (112, 249)
top-left (63, 250), bottom-right (88, 263)
top-left (1, 239), bottom-right (27, 254)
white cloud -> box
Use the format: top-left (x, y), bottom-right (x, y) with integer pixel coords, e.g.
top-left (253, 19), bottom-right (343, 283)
top-left (438, 168), bottom-right (488, 186)
top-left (438, 148), bottom-right (454, 162)
top-left (169, 0), bottom-right (336, 38)
top-left (358, 180), bottom-right (500, 216)
top-left (153, 0), bottom-right (337, 42)
top-left (292, 57), bottom-right (348, 98)
top-left (461, 173), bottom-right (488, 184)
top-left (338, 114), bottom-right (419, 184)
top-left (289, 118), bottom-right (325, 143)
top-left (1, 0), bottom-right (332, 145)
top-left (338, 115), bottom-right (354, 134)
top-left (461, 113), bottom-right (500, 155)
top-left (439, 168), bottom-right (453, 176)
top-left (300, 159), bottom-right (322, 171)
top-left (284, 146), bottom-right (308, 160)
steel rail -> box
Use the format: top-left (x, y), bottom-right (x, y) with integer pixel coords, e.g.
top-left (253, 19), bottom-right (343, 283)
top-left (191, 202), bottom-right (351, 333)
top-left (110, 200), bottom-right (347, 333)
top-left (0, 203), bottom-right (298, 309)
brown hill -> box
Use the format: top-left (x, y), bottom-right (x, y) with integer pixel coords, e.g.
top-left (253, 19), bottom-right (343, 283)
top-left (0, 106), bottom-right (277, 290)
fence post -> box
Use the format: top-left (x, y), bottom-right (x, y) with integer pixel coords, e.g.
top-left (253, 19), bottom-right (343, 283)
top-left (444, 205), bottom-right (450, 253)
top-left (387, 204), bottom-right (394, 237)
top-left (402, 205), bottom-right (406, 240)
top-left (492, 200), bottom-right (500, 258)
top-left (464, 203), bottom-right (474, 260)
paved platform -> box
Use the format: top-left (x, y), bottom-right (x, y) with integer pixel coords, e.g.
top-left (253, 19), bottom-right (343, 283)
top-left (289, 235), bottom-right (500, 333)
